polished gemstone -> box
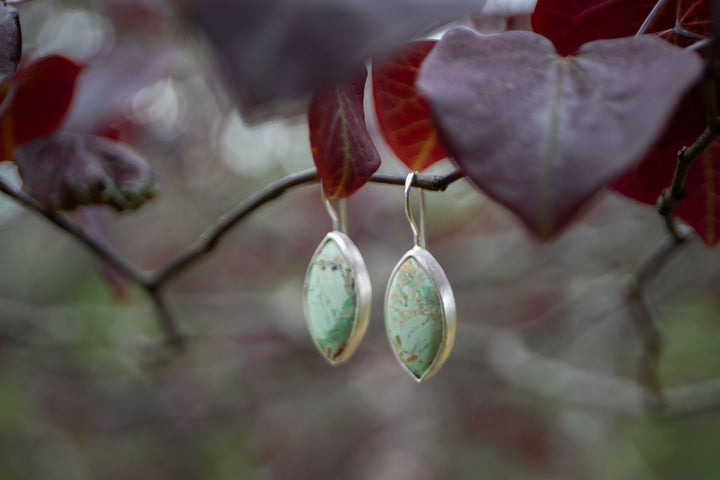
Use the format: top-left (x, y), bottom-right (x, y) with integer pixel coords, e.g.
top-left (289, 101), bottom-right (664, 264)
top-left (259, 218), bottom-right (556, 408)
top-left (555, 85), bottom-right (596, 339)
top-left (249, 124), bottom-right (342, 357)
top-left (385, 256), bottom-right (443, 379)
top-left (305, 238), bottom-right (358, 362)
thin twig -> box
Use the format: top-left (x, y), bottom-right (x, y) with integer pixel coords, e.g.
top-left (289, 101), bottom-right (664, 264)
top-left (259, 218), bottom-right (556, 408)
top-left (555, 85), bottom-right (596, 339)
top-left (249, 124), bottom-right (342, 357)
top-left (624, 224), bottom-right (693, 411)
top-left (0, 176), bottom-right (149, 284)
top-left (623, 23), bottom-right (720, 415)
top-left (625, 277), bottom-right (666, 411)
top-left (636, 0), bottom-right (669, 37)
top-left (656, 126), bottom-right (720, 239)
top-left (663, 378), bottom-right (720, 418)
top-left (634, 226), bottom-right (691, 286)
top-left (148, 287), bottom-right (185, 350)
top-left (0, 175), bottom-right (189, 347)
top-left (487, 330), bottom-right (720, 419)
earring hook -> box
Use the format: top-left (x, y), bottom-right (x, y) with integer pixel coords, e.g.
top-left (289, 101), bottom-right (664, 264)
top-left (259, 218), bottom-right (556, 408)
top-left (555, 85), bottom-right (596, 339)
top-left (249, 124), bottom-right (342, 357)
top-left (322, 187), bottom-right (347, 233)
top-left (404, 171), bottom-right (426, 249)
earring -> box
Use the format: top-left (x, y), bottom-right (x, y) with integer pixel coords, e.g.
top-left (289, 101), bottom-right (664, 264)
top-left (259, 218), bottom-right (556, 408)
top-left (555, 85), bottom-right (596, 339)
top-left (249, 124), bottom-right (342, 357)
top-left (384, 172), bottom-right (456, 383)
top-left (304, 191), bottom-right (371, 365)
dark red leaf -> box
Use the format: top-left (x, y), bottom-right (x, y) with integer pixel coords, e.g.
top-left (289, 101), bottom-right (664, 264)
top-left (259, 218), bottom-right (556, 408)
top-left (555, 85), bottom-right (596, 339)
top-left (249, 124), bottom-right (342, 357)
top-left (15, 133), bottom-right (156, 211)
top-left (417, 28), bottom-right (702, 240)
top-left (308, 69), bottom-right (381, 199)
top-left (531, 0), bottom-right (658, 56)
top-left (0, 5), bottom-right (21, 83)
top-left (613, 138), bottom-right (720, 246)
top-left (0, 55), bottom-right (83, 160)
top-left (183, 0), bottom-right (483, 120)
top-left (531, 0), bottom-right (710, 56)
top-left (372, 40), bottom-right (448, 171)
top-left (651, 0), bottom-right (711, 47)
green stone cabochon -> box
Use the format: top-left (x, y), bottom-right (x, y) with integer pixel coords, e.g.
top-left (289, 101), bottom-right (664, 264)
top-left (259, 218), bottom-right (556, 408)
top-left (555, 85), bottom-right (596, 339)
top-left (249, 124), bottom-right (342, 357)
top-left (305, 238), bottom-right (358, 362)
top-left (386, 256), bottom-right (444, 379)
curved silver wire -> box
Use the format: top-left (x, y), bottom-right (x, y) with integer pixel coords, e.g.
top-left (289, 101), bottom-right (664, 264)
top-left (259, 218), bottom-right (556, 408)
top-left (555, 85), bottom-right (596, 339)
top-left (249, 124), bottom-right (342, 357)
top-left (404, 171), bottom-right (426, 248)
top-left (322, 188), bottom-right (347, 233)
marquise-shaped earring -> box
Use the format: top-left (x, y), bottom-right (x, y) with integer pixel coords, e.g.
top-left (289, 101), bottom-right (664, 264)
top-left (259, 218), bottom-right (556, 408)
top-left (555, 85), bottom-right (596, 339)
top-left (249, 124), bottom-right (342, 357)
top-left (384, 172), bottom-right (456, 383)
top-left (304, 191), bottom-right (371, 365)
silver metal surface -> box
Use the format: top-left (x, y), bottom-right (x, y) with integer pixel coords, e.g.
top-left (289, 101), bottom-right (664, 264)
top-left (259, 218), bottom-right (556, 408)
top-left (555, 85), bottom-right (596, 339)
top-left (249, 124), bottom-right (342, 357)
top-left (322, 189), bottom-right (347, 233)
top-left (404, 171), bottom-right (426, 249)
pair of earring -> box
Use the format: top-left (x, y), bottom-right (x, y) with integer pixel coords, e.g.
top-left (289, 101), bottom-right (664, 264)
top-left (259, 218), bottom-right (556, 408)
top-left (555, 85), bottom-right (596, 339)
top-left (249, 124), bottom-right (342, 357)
top-left (303, 172), bottom-right (456, 383)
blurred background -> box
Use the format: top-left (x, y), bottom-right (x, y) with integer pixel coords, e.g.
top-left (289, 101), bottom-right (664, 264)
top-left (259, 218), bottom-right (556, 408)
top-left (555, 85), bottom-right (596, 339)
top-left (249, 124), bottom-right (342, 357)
top-left (1, 0), bottom-right (720, 478)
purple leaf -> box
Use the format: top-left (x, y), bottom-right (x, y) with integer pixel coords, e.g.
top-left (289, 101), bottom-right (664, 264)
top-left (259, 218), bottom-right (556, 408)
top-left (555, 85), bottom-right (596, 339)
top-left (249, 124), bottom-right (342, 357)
top-left (15, 133), bottom-right (156, 211)
top-left (0, 5), bottom-right (21, 83)
top-left (417, 28), bottom-right (703, 240)
top-left (183, 0), bottom-right (483, 120)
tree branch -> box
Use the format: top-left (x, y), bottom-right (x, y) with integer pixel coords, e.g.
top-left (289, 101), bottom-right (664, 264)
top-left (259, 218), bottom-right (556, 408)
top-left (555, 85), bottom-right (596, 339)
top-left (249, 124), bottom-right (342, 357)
top-left (0, 176), bottom-right (150, 284)
top-left (149, 167), bottom-right (464, 287)
top-left (656, 126), bottom-right (720, 240)
top-left (626, 34), bottom-right (719, 412)
top-left (625, 277), bottom-right (666, 411)
top-left (622, 229), bottom-right (693, 412)
top-left (0, 167), bottom-right (464, 348)
top-left (486, 330), bottom-right (720, 419)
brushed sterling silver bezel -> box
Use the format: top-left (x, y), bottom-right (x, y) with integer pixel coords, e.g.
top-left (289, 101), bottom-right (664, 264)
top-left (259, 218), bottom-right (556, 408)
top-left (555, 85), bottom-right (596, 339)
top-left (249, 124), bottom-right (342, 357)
top-left (384, 245), bottom-right (456, 383)
top-left (304, 231), bottom-right (372, 365)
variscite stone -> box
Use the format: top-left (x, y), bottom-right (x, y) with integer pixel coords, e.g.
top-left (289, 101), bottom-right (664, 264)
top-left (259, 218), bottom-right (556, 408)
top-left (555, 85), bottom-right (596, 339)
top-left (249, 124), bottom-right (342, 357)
top-left (304, 238), bottom-right (358, 362)
top-left (385, 256), bottom-right (443, 379)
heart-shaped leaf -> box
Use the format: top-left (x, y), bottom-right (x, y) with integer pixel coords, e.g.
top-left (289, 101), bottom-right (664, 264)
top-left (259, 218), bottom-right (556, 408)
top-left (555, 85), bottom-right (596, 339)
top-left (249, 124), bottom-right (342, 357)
top-left (0, 55), bottom-right (83, 161)
top-left (183, 0), bottom-right (483, 120)
top-left (533, 0), bottom-right (716, 240)
top-left (308, 69), bottom-right (380, 200)
top-left (614, 137), bottom-right (720, 246)
top-left (15, 133), bottom-right (156, 211)
top-left (0, 5), bottom-right (21, 84)
top-left (417, 28), bottom-right (703, 240)
top-left (372, 40), bottom-right (448, 171)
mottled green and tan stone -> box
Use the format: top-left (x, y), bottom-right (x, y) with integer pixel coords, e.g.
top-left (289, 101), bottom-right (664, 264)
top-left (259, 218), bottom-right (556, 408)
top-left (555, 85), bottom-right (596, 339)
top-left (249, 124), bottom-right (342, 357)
top-left (385, 256), bottom-right (443, 379)
top-left (305, 238), bottom-right (358, 362)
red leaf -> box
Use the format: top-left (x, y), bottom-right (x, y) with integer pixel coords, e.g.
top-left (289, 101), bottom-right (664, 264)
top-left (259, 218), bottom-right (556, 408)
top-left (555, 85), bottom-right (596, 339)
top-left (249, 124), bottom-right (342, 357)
top-left (613, 138), bottom-right (720, 246)
top-left (531, 0), bottom-right (709, 56)
top-left (0, 55), bottom-right (83, 161)
top-left (308, 69), bottom-right (381, 199)
top-left (417, 28), bottom-right (702, 240)
top-left (372, 41), bottom-right (448, 171)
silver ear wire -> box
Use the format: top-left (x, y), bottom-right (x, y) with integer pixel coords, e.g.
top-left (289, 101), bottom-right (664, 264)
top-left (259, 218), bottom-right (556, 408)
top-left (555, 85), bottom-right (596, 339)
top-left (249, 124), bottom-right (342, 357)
top-left (322, 188), bottom-right (347, 233)
top-left (404, 171), bottom-right (426, 248)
